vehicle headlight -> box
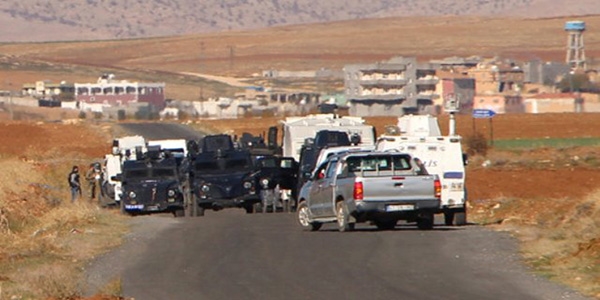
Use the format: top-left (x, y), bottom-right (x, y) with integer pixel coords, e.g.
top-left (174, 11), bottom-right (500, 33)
top-left (243, 181), bottom-right (253, 189)
top-left (201, 185), bottom-right (210, 193)
top-left (129, 191), bottom-right (137, 199)
top-left (167, 190), bottom-right (176, 197)
top-left (260, 178), bottom-right (269, 188)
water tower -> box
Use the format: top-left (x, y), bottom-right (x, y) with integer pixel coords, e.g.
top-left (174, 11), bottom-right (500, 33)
top-left (565, 21), bottom-right (586, 70)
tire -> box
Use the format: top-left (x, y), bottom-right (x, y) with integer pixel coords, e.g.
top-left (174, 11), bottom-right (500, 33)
top-left (336, 201), bottom-right (354, 232)
top-left (174, 209), bottom-right (185, 218)
top-left (196, 206), bottom-right (205, 217)
top-left (297, 201), bottom-right (321, 231)
top-left (444, 211), bottom-right (455, 226)
top-left (244, 204), bottom-right (255, 214)
top-left (417, 213), bottom-right (434, 230)
top-left (374, 220), bottom-right (397, 230)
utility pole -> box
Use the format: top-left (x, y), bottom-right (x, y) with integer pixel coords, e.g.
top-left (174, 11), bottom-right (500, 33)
top-left (228, 45), bottom-right (235, 74)
top-left (199, 41), bottom-right (205, 100)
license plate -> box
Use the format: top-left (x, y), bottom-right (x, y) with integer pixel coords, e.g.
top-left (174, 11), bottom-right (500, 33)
top-left (450, 182), bottom-right (463, 192)
top-left (125, 204), bottom-right (144, 210)
top-left (386, 204), bottom-right (414, 212)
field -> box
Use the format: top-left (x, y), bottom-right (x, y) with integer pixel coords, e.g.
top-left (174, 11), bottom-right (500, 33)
top-left (2, 15), bottom-right (600, 100)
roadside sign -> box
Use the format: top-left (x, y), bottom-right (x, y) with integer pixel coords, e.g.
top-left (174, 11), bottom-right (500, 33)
top-left (472, 109), bottom-right (496, 119)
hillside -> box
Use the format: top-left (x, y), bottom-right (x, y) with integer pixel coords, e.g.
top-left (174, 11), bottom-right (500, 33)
top-left (2, 14), bottom-right (600, 101)
top-left (1, 0), bottom-right (599, 42)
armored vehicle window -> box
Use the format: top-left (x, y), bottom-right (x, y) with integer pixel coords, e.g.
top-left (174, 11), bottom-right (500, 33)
top-left (152, 168), bottom-right (176, 177)
top-left (257, 157), bottom-right (278, 168)
top-left (125, 169), bottom-right (149, 179)
top-left (225, 158), bottom-right (250, 169)
top-left (195, 161), bottom-right (218, 171)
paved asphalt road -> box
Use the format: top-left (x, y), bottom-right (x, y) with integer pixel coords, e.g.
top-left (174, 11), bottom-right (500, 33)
top-left (84, 210), bottom-right (590, 300)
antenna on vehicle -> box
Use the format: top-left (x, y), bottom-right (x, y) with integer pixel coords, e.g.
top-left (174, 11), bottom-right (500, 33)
top-left (444, 93), bottom-right (460, 136)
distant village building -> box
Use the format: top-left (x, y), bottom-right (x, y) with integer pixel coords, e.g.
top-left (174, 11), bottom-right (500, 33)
top-left (74, 74), bottom-right (166, 110)
top-left (523, 93), bottom-right (583, 113)
top-left (468, 60), bottom-right (525, 94)
top-left (22, 81), bottom-right (75, 100)
top-left (523, 59), bottom-right (571, 85)
top-left (474, 94), bottom-right (524, 114)
top-left (344, 56), bottom-right (439, 117)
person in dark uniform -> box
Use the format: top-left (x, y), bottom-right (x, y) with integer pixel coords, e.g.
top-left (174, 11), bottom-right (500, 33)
top-left (68, 166), bottom-right (81, 202)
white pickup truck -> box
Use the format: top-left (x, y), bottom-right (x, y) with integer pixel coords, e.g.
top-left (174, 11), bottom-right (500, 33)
top-left (297, 151), bottom-right (441, 232)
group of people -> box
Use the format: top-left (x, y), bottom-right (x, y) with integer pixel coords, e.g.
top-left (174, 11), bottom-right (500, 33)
top-left (68, 162), bottom-right (103, 203)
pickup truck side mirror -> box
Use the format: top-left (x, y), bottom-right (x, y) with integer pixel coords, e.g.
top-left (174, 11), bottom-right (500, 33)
top-left (462, 153), bottom-right (469, 166)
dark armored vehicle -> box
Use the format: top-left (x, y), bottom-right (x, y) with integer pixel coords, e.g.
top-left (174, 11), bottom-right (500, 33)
top-left (253, 155), bottom-right (298, 212)
top-left (237, 129), bottom-right (298, 212)
top-left (294, 130), bottom-right (357, 201)
top-left (185, 134), bottom-right (261, 216)
top-left (116, 146), bottom-right (186, 217)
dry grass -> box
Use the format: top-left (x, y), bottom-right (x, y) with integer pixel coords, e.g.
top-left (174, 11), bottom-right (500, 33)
top-left (0, 122), bottom-right (128, 299)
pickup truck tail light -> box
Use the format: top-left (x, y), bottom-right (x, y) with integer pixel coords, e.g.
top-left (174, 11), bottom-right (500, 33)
top-left (434, 179), bottom-right (441, 199)
top-left (353, 181), bottom-right (364, 201)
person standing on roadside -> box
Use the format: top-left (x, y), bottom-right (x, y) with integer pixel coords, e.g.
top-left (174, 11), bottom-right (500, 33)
top-left (68, 166), bottom-right (81, 202)
top-left (85, 163), bottom-right (102, 201)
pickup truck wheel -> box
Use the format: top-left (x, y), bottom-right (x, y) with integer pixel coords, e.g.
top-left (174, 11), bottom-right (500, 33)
top-left (444, 211), bottom-right (455, 226)
top-left (374, 220), bottom-right (396, 230)
top-left (244, 204), bottom-right (255, 214)
top-left (417, 213), bottom-right (434, 230)
top-left (297, 201), bottom-right (321, 231)
top-left (336, 202), bottom-right (354, 232)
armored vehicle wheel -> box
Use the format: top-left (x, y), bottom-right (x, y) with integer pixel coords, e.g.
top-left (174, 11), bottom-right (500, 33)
top-left (174, 209), bottom-right (185, 218)
top-left (417, 213), bottom-right (434, 230)
top-left (244, 204), bottom-right (255, 214)
top-left (336, 201), bottom-right (354, 232)
top-left (374, 220), bottom-right (396, 230)
top-left (297, 201), bottom-right (322, 231)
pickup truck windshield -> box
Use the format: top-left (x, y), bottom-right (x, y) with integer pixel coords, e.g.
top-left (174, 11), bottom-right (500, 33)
top-left (347, 155), bottom-right (412, 173)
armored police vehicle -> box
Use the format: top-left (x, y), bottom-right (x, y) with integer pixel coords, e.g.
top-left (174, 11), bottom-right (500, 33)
top-left (185, 134), bottom-right (261, 216)
top-left (115, 145), bottom-right (186, 217)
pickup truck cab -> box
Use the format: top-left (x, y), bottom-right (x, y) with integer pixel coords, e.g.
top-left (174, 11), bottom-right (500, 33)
top-left (297, 152), bottom-right (441, 231)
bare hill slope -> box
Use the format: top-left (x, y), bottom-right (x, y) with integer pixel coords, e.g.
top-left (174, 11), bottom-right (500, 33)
top-left (1, 0), bottom-right (599, 42)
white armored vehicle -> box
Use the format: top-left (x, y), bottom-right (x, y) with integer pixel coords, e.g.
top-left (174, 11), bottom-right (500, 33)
top-left (103, 135), bottom-right (147, 204)
top-left (281, 114), bottom-right (376, 162)
top-left (376, 115), bottom-right (468, 226)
